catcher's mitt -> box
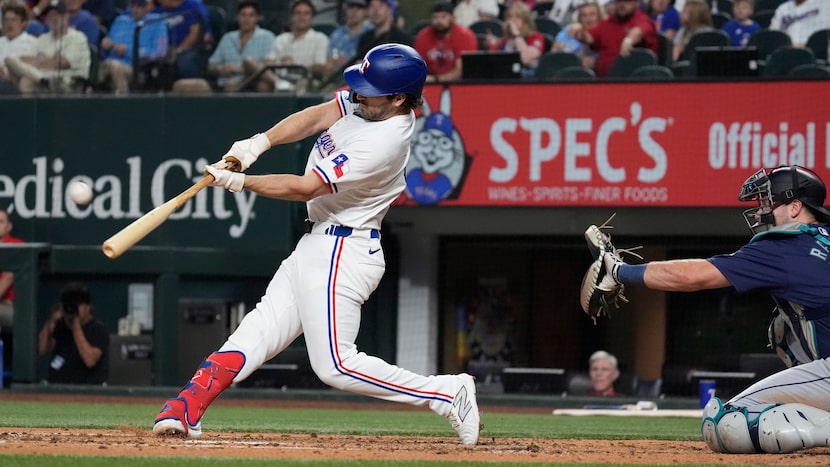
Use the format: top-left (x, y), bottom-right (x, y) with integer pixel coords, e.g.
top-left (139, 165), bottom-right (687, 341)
top-left (580, 256), bottom-right (628, 324)
top-left (580, 214), bottom-right (642, 323)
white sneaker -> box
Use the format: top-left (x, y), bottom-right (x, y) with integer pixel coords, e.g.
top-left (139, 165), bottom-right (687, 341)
top-left (448, 373), bottom-right (480, 445)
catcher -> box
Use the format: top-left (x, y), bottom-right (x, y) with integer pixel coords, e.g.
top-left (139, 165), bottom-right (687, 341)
top-left (581, 165), bottom-right (830, 454)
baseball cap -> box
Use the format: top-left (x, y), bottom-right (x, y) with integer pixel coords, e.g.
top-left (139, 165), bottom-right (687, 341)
top-left (477, 3), bottom-right (499, 17)
top-left (431, 1), bottom-right (453, 14)
top-left (345, 0), bottom-right (367, 6)
top-left (376, 0), bottom-right (398, 17)
top-left (42, 0), bottom-right (67, 15)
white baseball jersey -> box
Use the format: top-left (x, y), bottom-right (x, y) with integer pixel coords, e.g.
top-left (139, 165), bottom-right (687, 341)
top-left (306, 90), bottom-right (414, 230)
top-left (769, 0), bottom-right (830, 45)
top-left (218, 90), bottom-right (464, 420)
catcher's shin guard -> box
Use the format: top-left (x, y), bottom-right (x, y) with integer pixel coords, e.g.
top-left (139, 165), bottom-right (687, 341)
top-left (701, 398), bottom-right (830, 453)
top-left (154, 351), bottom-right (245, 437)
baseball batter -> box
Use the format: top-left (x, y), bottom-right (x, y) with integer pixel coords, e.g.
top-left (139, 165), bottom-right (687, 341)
top-left (152, 43), bottom-right (480, 445)
top-left (591, 165), bottom-right (830, 454)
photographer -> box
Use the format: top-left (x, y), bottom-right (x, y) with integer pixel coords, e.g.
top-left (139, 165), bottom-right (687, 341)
top-left (37, 282), bottom-right (109, 385)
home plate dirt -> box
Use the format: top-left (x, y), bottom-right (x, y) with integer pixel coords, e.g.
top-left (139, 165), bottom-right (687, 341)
top-left (1, 427), bottom-right (830, 464)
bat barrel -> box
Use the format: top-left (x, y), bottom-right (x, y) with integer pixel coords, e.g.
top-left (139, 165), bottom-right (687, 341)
top-left (101, 169), bottom-right (220, 259)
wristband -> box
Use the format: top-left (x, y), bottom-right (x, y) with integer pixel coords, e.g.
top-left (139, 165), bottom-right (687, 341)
top-left (252, 132), bottom-right (271, 153)
top-left (617, 264), bottom-right (646, 286)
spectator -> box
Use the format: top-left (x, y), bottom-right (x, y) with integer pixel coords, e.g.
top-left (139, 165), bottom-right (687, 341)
top-left (588, 350), bottom-right (621, 396)
top-left (646, 0), bottom-right (680, 40)
top-left (82, 0), bottom-right (115, 29)
top-left (0, 1), bottom-right (37, 87)
top-left (770, 0), bottom-right (829, 48)
top-left (571, 0), bottom-right (658, 77)
top-left (322, 0), bottom-right (372, 77)
top-left (414, 1), bottom-right (478, 83)
top-left (41, 0), bottom-right (98, 45)
top-left (207, 0), bottom-right (274, 92)
top-left (672, 0), bottom-right (712, 62)
top-left (352, 0), bottom-right (413, 65)
top-left (549, 0), bottom-right (580, 25)
top-left (37, 283), bottom-right (109, 385)
top-left (0, 207), bottom-right (23, 336)
top-left (99, 0), bottom-right (167, 94)
top-left (453, 0), bottom-right (500, 28)
top-left (154, 0), bottom-right (212, 80)
top-left (722, 0), bottom-right (759, 47)
top-left (555, 1), bottom-right (604, 70)
top-left (4, 0), bottom-right (90, 93)
top-left (265, 0), bottom-right (329, 91)
top-left (485, 1), bottom-right (546, 77)
top-left (24, 0), bottom-right (49, 35)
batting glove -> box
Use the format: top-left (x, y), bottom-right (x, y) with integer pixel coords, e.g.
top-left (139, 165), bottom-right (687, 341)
top-left (205, 163), bottom-right (245, 192)
top-left (222, 133), bottom-right (271, 171)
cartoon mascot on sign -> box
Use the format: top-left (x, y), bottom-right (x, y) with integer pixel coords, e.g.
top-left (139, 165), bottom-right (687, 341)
top-left (405, 87), bottom-right (471, 205)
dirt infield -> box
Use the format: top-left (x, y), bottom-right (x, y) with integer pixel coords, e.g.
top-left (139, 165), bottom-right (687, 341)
top-left (2, 394), bottom-right (830, 464)
top-left (3, 428), bottom-right (830, 464)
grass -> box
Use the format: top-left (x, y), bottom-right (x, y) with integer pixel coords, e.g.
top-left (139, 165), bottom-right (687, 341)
top-left (0, 400), bottom-right (702, 440)
top-left (0, 399), bottom-right (715, 466)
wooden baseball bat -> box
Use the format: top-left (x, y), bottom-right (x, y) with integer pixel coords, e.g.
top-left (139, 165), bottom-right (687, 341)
top-left (102, 174), bottom-right (216, 259)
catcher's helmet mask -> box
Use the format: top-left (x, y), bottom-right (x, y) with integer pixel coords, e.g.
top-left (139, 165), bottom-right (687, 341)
top-left (739, 165), bottom-right (830, 233)
top-left (344, 43), bottom-right (427, 99)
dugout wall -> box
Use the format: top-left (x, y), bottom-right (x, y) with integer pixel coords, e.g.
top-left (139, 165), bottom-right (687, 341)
top-left (1, 80), bottom-right (827, 394)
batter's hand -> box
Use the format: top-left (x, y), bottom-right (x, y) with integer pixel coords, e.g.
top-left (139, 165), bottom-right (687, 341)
top-left (205, 163), bottom-right (245, 192)
top-left (223, 133), bottom-right (271, 171)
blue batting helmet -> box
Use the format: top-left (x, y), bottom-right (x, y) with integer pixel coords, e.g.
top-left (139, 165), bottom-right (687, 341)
top-left (344, 43), bottom-right (427, 99)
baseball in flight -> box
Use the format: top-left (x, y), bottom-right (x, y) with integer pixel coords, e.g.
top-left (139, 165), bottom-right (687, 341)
top-left (68, 181), bottom-right (93, 205)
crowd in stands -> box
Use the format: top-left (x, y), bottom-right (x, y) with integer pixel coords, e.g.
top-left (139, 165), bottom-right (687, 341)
top-left (0, 0), bottom-right (828, 94)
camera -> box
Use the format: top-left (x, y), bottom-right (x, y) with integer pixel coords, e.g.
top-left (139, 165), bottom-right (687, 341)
top-left (60, 282), bottom-right (90, 317)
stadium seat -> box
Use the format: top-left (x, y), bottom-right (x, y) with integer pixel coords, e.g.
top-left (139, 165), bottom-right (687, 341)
top-left (535, 52), bottom-right (581, 79)
top-left (805, 29), bottom-right (830, 63)
top-left (553, 65), bottom-right (596, 80)
top-left (410, 19), bottom-right (431, 37)
top-left (751, 9), bottom-right (775, 29)
top-left (314, 23), bottom-right (338, 36)
top-left (532, 1), bottom-right (554, 17)
top-left (608, 48), bottom-right (657, 78)
top-left (678, 29), bottom-right (730, 62)
top-left (207, 5), bottom-right (227, 42)
top-left (630, 64), bottom-right (675, 79)
top-left (712, 11), bottom-right (731, 30)
top-left (753, 0), bottom-right (786, 14)
top-left (747, 28), bottom-right (792, 61)
top-left (708, 0), bottom-right (734, 14)
top-left (656, 32), bottom-right (673, 67)
top-left (469, 19), bottom-right (504, 37)
top-left (541, 33), bottom-right (555, 52)
top-left (788, 63), bottom-right (830, 78)
top-left (762, 46), bottom-right (815, 76)
top-left (534, 17), bottom-right (562, 37)
top-left (73, 43), bottom-right (100, 94)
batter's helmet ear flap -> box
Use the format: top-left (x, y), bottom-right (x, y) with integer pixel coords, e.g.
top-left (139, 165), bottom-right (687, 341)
top-left (343, 43), bottom-right (427, 99)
